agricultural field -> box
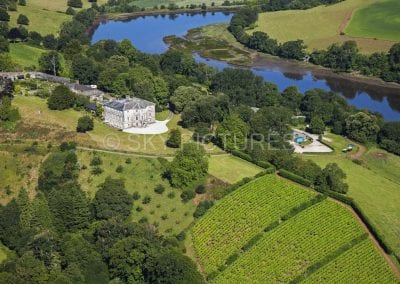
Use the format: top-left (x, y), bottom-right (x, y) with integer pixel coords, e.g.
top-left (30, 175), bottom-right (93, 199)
top-left (191, 174), bottom-right (318, 274)
top-left (303, 238), bottom-right (398, 283)
top-left (0, 146), bottom-right (45, 205)
top-left (345, 0), bottom-right (400, 41)
top-left (249, 0), bottom-right (396, 53)
top-left (304, 146), bottom-right (400, 257)
top-left (9, 43), bottom-right (45, 68)
top-left (208, 155), bottom-right (263, 183)
top-left (11, 95), bottom-right (224, 155)
top-left (215, 200), bottom-right (396, 283)
top-left (76, 150), bottom-right (196, 234)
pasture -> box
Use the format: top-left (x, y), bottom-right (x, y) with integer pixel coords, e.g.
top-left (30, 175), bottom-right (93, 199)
top-left (345, 0), bottom-right (400, 41)
top-left (305, 148), bottom-right (400, 257)
top-left (249, 0), bottom-right (396, 53)
top-left (191, 174), bottom-right (397, 282)
top-left (76, 150), bottom-right (195, 234)
top-left (208, 155), bottom-right (263, 183)
top-left (9, 43), bottom-right (45, 68)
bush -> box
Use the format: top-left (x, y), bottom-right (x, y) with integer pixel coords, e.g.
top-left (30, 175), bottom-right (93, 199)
top-left (254, 160), bottom-right (273, 169)
top-left (176, 231), bottom-right (186, 241)
top-left (195, 184), bottom-right (206, 194)
top-left (154, 184), bottom-right (165, 194)
top-left (231, 149), bottom-right (252, 162)
top-left (90, 156), bottom-right (102, 166)
top-left (76, 116), bottom-right (94, 133)
top-left (167, 191), bottom-right (175, 199)
top-left (193, 200), bottom-right (214, 218)
top-left (59, 141), bottom-right (77, 151)
top-left (115, 165), bottom-right (123, 173)
top-left (125, 158), bottom-right (132, 164)
top-left (132, 191), bottom-right (141, 200)
top-left (91, 166), bottom-right (103, 175)
top-left (47, 85), bottom-right (76, 110)
top-left (66, 7), bottom-right (76, 15)
top-left (142, 195), bottom-right (151, 204)
top-left (278, 169), bottom-right (312, 187)
top-left (180, 189), bottom-right (195, 202)
top-left (17, 14), bottom-right (29, 25)
top-left (68, 0), bottom-right (83, 8)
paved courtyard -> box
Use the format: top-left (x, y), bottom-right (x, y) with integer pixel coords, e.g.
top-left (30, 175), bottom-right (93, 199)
top-left (291, 129), bottom-right (333, 154)
top-left (123, 113), bottom-right (172, 135)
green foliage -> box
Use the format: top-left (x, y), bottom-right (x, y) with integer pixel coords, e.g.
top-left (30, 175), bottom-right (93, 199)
top-left (278, 169), bottom-right (313, 187)
top-left (39, 51), bottom-right (62, 75)
top-left (166, 128), bottom-right (181, 148)
top-left (0, 9), bottom-right (10, 22)
top-left (16, 14), bottom-right (29, 25)
top-left (216, 113), bottom-right (249, 151)
top-left (345, 112), bottom-right (380, 143)
top-left (154, 184), bottom-right (165, 194)
top-left (170, 85), bottom-right (202, 112)
top-left (67, 0), bottom-right (83, 8)
top-left (166, 143), bottom-right (208, 188)
top-left (0, 36), bottom-right (9, 52)
top-left (92, 177), bottom-right (133, 220)
top-left (316, 163), bottom-right (349, 194)
top-left (47, 85), bottom-right (75, 110)
top-left (180, 189), bottom-right (195, 202)
top-left (309, 116), bottom-right (325, 134)
top-left (77, 115), bottom-right (94, 133)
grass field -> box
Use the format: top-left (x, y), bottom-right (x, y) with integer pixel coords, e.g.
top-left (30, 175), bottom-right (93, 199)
top-left (215, 200), bottom-right (396, 283)
top-left (8, 0), bottom-right (107, 35)
top-left (76, 150), bottom-right (196, 234)
top-left (250, 0), bottom-right (396, 53)
top-left (9, 43), bottom-right (45, 68)
top-left (132, 0), bottom-right (227, 8)
top-left (304, 146), bottom-right (400, 257)
top-left (0, 148), bottom-right (44, 205)
top-left (345, 0), bottom-right (400, 41)
top-left (11, 96), bottom-right (224, 155)
top-left (208, 155), bottom-right (263, 183)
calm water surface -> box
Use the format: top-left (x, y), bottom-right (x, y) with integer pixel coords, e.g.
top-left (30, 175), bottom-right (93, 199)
top-left (92, 12), bottom-right (400, 121)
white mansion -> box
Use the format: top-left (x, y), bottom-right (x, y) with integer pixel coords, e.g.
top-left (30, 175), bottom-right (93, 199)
top-left (103, 97), bottom-right (156, 129)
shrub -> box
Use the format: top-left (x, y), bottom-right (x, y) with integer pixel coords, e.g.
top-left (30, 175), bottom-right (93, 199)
top-left (132, 191), bottom-right (141, 200)
top-left (76, 116), bottom-right (94, 133)
top-left (115, 165), bottom-right (123, 173)
top-left (91, 166), bottom-right (103, 175)
top-left (90, 156), bottom-right (102, 166)
top-left (17, 14), bottom-right (29, 25)
top-left (125, 158), bottom-right (132, 164)
top-left (180, 189), bottom-right (195, 202)
top-left (68, 0), bottom-right (83, 8)
top-left (66, 7), bottom-right (76, 15)
top-left (278, 169), bottom-right (312, 187)
top-left (167, 191), bottom-right (175, 199)
top-left (176, 231), bottom-right (186, 241)
top-left (195, 184), bottom-right (206, 194)
top-left (231, 149), bottom-right (252, 162)
top-left (142, 195), bottom-right (151, 204)
top-left (154, 184), bottom-right (165, 194)
top-left (136, 206), bottom-right (143, 212)
top-left (161, 214), bottom-right (168, 220)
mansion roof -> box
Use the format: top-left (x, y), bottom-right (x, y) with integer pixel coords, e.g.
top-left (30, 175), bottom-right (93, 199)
top-left (103, 97), bottom-right (155, 111)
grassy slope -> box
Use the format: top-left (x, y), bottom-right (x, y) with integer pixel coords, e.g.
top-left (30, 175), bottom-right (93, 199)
top-left (208, 155), bottom-right (263, 183)
top-left (250, 0), bottom-right (396, 54)
top-left (133, 0), bottom-right (227, 8)
top-left (8, 0), bottom-right (108, 35)
top-left (9, 43), bottom-right (45, 68)
top-left (77, 150), bottom-right (195, 235)
top-left (303, 134), bottom-right (400, 256)
top-left (11, 96), bottom-right (224, 155)
top-left (345, 0), bottom-right (400, 41)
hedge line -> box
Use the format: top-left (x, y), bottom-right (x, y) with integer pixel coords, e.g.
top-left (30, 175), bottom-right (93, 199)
top-left (231, 149), bottom-right (275, 170)
top-left (278, 169), bottom-right (313, 187)
top-left (279, 169), bottom-right (399, 261)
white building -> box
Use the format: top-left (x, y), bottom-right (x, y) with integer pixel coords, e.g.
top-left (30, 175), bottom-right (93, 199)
top-left (103, 97), bottom-right (156, 129)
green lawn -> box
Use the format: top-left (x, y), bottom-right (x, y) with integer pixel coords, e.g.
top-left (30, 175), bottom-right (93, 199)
top-left (304, 152), bottom-right (400, 257)
top-left (132, 0), bottom-right (227, 8)
top-left (208, 155), bottom-right (263, 184)
top-left (77, 150), bottom-right (196, 235)
top-left (9, 43), bottom-right (45, 68)
top-left (0, 243), bottom-right (11, 264)
top-left (250, 0), bottom-right (396, 53)
top-left (155, 110), bottom-right (170, 121)
top-left (345, 0), bottom-right (400, 41)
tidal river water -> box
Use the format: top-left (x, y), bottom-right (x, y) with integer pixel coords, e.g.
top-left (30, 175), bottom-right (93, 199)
top-left (92, 12), bottom-right (400, 120)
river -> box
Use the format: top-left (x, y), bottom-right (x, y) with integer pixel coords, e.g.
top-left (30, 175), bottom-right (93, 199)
top-left (92, 12), bottom-right (400, 121)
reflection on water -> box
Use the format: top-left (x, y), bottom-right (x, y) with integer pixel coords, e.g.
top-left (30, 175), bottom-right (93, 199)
top-left (91, 12), bottom-right (400, 121)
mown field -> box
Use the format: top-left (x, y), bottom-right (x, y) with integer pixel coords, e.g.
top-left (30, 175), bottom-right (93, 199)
top-left (191, 174), bottom-right (397, 282)
top-left (11, 95), bottom-right (224, 155)
top-left (304, 134), bottom-right (400, 257)
top-left (208, 155), bottom-right (263, 183)
top-left (9, 43), bottom-right (45, 68)
top-left (249, 0), bottom-right (396, 53)
top-left (345, 0), bottom-right (400, 41)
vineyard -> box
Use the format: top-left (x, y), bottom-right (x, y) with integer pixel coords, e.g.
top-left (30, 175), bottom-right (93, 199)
top-left (191, 175), bottom-right (398, 282)
top-left (191, 175), bottom-right (318, 274)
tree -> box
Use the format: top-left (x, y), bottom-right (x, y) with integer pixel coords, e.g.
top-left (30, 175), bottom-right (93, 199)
top-left (345, 112), bottom-right (380, 143)
top-left (8, 26), bottom-right (28, 41)
top-left (278, 40), bottom-right (306, 60)
top-left (0, 36), bottom-right (9, 52)
top-left (170, 86), bottom-right (202, 112)
top-left (39, 51), bottom-right (62, 75)
top-left (316, 163), bottom-right (348, 194)
top-left (28, 31), bottom-right (42, 46)
top-left (18, 0), bottom-right (26, 6)
top-left (17, 14), bottom-right (29, 25)
top-left (166, 129), bottom-right (181, 148)
top-left (47, 85), bottom-right (76, 110)
top-left (0, 53), bottom-right (14, 71)
top-left (76, 116), bottom-right (94, 133)
top-left (68, 0), bottom-right (83, 8)
top-left (166, 143), bottom-right (208, 188)
top-left (42, 34), bottom-right (57, 49)
top-left (216, 113), bottom-right (249, 151)
top-left (144, 251), bottom-right (204, 284)
top-left (389, 43), bottom-right (400, 71)
top-left (66, 6), bottom-right (76, 15)
top-left (247, 31), bottom-right (278, 55)
top-left (280, 86), bottom-right (302, 112)
top-left (0, 9), bottom-right (10, 22)
top-left (309, 116), bottom-right (325, 134)
top-left (92, 177), bottom-right (133, 220)
top-left (71, 54), bottom-right (99, 85)
top-left (15, 251), bottom-right (49, 283)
